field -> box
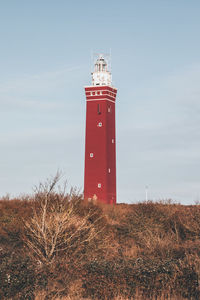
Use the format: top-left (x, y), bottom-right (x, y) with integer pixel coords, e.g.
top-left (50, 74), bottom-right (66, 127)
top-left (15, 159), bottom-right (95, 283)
top-left (0, 178), bottom-right (200, 299)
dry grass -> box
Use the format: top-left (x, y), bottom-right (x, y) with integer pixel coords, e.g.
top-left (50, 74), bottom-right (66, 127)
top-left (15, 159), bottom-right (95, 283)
top-left (1, 183), bottom-right (200, 299)
top-left (34, 291), bottom-right (187, 300)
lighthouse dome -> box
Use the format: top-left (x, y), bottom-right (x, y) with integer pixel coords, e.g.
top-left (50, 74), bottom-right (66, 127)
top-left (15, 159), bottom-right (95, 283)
top-left (92, 54), bottom-right (112, 86)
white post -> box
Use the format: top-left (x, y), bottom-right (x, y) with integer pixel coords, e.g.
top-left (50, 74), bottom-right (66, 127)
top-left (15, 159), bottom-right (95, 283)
top-left (145, 185), bottom-right (148, 202)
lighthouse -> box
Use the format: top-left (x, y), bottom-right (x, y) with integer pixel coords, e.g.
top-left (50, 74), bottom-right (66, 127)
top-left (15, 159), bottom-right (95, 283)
top-left (84, 54), bottom-right (117, 204)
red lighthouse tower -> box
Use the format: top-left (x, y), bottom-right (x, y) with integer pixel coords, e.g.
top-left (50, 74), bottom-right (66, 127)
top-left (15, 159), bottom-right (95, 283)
top-left (84, 54), bottom-right (117, 204)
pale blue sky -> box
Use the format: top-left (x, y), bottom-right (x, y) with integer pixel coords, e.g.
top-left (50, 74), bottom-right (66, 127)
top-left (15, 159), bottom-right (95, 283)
top-left (0, 0), bottom-right (200, 204)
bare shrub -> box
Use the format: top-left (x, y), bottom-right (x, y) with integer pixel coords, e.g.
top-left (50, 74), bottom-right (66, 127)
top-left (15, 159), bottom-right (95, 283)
top-left (23, 172), bottom-right (105, 265)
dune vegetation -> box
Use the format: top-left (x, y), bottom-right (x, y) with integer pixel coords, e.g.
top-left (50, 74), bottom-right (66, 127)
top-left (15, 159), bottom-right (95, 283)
top-left (0, 175), bottom-right (200, 299)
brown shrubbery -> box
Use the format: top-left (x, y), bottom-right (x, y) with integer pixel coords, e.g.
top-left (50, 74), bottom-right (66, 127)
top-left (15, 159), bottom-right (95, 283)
top-left (0, 177), bottom-right (200, 299)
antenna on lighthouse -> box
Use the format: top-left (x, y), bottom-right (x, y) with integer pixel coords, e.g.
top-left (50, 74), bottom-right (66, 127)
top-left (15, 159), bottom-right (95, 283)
top-left (90, 49), bottom-right (93, 74)
top-left (109, 48), bottom-right (112, 73)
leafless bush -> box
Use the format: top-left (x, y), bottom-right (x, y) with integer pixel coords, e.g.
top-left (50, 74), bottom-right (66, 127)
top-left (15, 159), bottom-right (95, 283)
top-left (23, 172), bottom-right (104, 265)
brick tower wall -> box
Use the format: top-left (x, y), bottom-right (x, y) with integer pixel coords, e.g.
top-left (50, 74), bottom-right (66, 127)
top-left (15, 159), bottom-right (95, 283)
top-left (84, 85), bottom-right (117, 204)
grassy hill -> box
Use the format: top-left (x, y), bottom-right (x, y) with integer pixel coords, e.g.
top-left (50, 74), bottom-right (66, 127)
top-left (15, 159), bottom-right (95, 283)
top-left (0, 180), bottom-right (200, 299)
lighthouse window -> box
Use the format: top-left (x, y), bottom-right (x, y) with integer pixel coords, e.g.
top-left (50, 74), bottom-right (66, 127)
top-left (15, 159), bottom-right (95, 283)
top-left (98, 183), bottom-right (101, 188)
top-left (108, 168), bottom-right (111, 173)
top-left (97, 104), bottom-right (101, 115)
top-left (98, 122), bottom-right (102, 127)
top-left (90, 153), bottom-right (94, 158)
top-left (112, 139), bottom-right (114, 143)
top-left (108, 106), bottom-right (111, 113)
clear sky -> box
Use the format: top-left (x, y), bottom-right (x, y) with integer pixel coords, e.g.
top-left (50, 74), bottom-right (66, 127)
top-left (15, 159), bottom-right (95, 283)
top-left (0, 0), bottom-right (200, 204)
